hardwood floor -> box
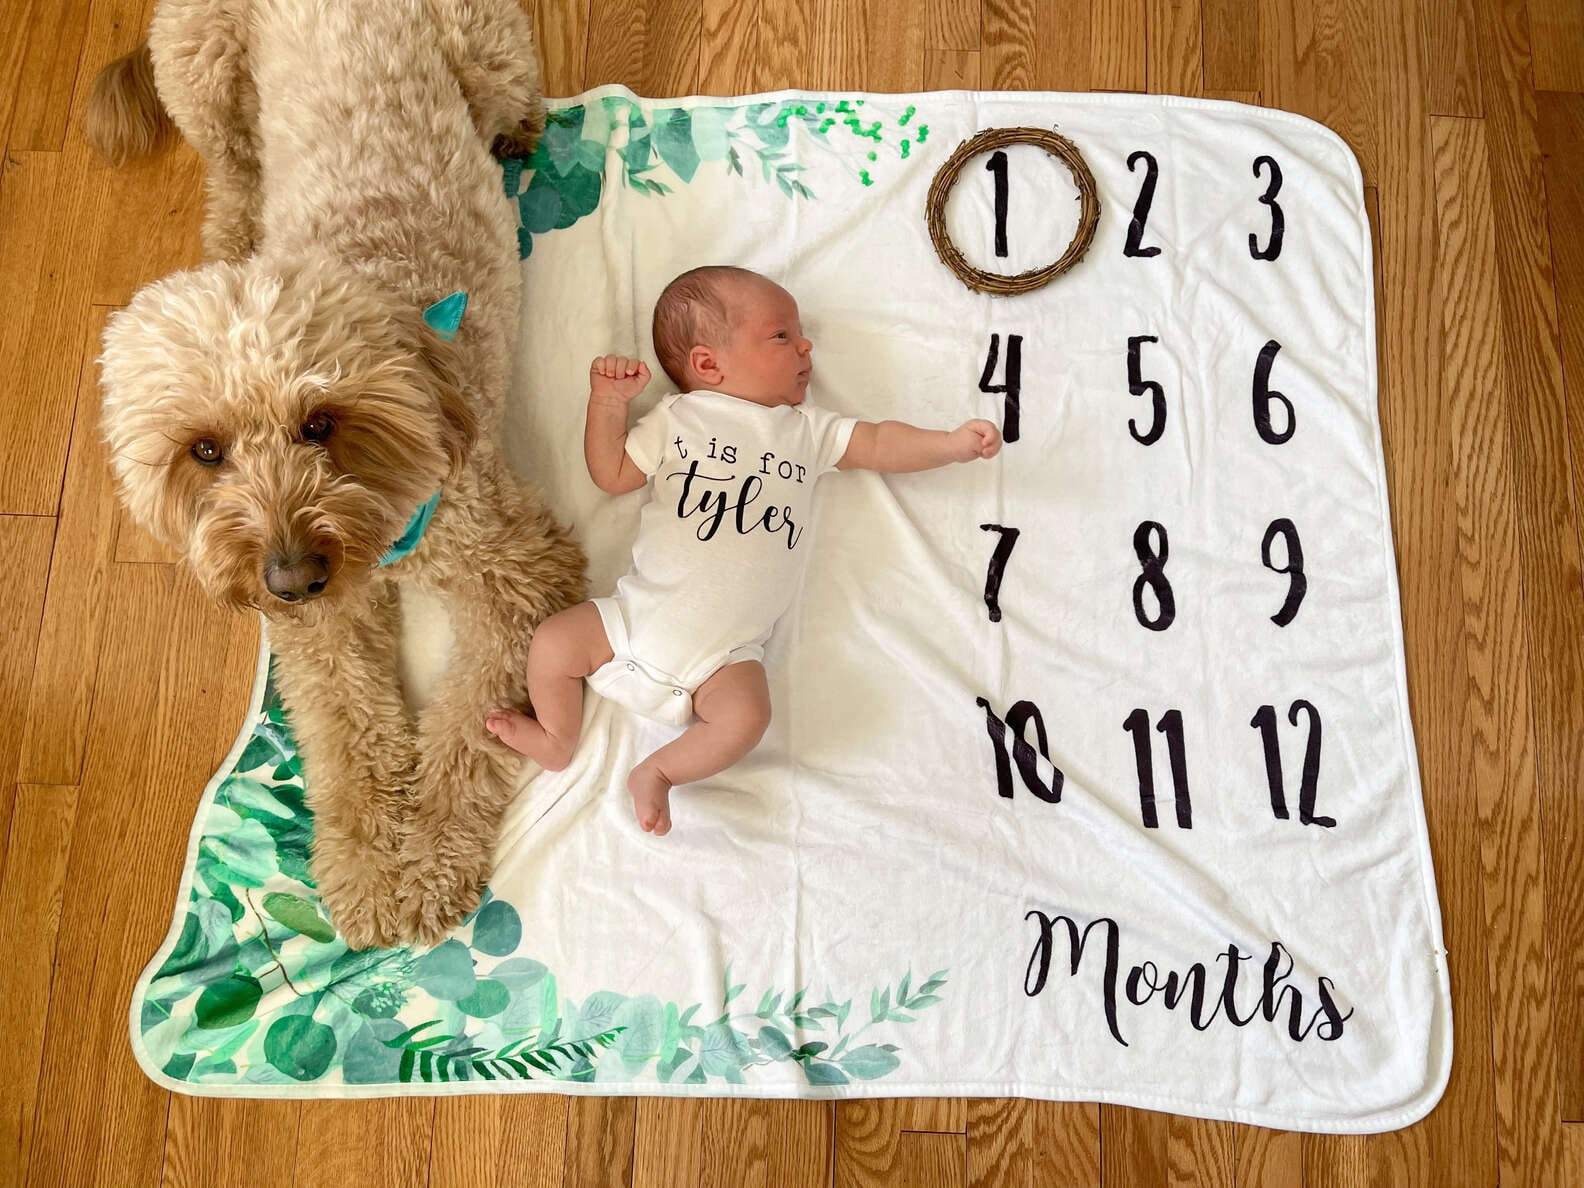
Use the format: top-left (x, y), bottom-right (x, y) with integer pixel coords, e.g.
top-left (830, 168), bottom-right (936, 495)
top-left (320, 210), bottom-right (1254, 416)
top-left (1, 0), bottom-right (1580, 1183)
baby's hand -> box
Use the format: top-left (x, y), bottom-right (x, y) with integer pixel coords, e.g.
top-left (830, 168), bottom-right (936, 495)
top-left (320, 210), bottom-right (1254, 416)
top-left (589, 355), bottom-right (651, 403)
top-left (948, 419), bottom-right (1002, 462)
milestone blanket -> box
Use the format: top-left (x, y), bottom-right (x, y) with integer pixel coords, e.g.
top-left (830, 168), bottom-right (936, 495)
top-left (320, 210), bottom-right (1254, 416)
top-left (130, 87), bottom-right (1452, 1133)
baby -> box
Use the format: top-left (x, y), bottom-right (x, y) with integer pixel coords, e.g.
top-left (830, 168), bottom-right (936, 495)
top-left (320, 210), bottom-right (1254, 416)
top-left (486, 265), bottom-right (1001, 835)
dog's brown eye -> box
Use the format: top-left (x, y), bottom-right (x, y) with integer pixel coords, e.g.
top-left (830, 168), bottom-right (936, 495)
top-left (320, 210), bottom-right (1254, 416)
top-left (301, 411), bottom-right (336, 443)
top-left (190, 437), bottom-right (223, 466)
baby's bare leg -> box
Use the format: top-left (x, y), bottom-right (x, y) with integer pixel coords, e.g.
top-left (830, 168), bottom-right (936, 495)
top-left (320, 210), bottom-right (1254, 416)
top-left (485, 601), bottom-right (613, 770)
top-left (628, 660), bottom-right (771, 836)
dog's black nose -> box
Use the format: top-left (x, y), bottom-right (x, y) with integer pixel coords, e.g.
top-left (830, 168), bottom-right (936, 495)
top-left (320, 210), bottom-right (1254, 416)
top-left (264, 554), bottom-right (330, 603)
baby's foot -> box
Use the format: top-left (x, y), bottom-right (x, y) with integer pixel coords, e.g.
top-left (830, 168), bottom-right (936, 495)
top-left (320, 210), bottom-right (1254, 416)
top-left (627, 762), bottom-right (674, 836)
top-left (484, 709), bottom-right (573, 771)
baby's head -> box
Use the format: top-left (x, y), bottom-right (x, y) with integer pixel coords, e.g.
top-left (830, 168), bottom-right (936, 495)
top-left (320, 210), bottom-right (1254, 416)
top-left (651, 265), bottom-right (813, 407)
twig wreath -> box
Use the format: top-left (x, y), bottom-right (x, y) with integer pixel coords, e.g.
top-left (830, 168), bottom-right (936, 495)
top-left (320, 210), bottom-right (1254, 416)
top-left (925, 126), bottom-right (1101, 295)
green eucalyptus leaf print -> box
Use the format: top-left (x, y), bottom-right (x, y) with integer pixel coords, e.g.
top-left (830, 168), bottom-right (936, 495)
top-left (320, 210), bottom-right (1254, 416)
top-left (413, 939), bottom-right (476, 1001)
top-left (352, 982), bottom-right (406, 1020)
top-left (511, 94), bottom-right (926, 256)
top-left (194, 973), bottom-right (262, 1030)
top-left (265, 1016), bottom-right (337, 1081)
top-left (652, 108), bottom-right (700, 182)
top-left (469, 900), bottom-right (521, 956)
top-left (262, 892), bottom-right (336, 942)
top-left (456, 979), bottom-right (510, 1019)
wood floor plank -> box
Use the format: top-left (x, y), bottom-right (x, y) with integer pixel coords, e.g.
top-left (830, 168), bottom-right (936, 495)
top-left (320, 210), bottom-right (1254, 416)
top-left (1535, 88), bottom-right (1584, 790)
top-left (1369, 166), bottom-right (1504, 1182)
top-left (0, 150), bottom-right (96, 517)
top-left (0, 516), bottom-right (55, 843)
top-left (633, 1099), bottom-right (707, 1187)
top-left (1305, 0), bottom-right (1497, 1183)
top-left (0, 0), bottom-right (40, 158)
top-left (0, 784), bottom-right (78, 1188)
top-left (1035, 0), bottom-right (1092, 90)
top-left (1528, 0), bottom-right (1584, 92)
top-left (715, 1098), bottom-right (831, 1188)
top-left (929, 0), bottom-right (981, 52)
top-left (1201, 0), bottom-right (1259, 91)
top-left (889, 1131), bottom-right (966, 1187)
top-left (1, 0), bottom-right (151, 517)
top-left (964, 1099), bottom-right (1099, 1187)
top-left (1257, 0), bottom-right (1377, 186)
top-left (982, 0), bottom-right (1038, 90)
top-left (925, 50), bottom-right (981, 89)
top-left (6, 0), bottom-right (92, 152)
top-left (809, 0), bottom-right (864, 91)
top-left (159, 1098), bottom-right (301, 1188)
top-left (1100, 1106), bottom-right (1169, 1186)
top-left (564, 1095), bottom-right (637, 1187)
top-left (748, 0), bottom-right (813, 91)
top-left (23, 564), bottom-right (255, 1188)
top-left (837, 1098), bottom-right (971, 1186)
top-left (585, 0), bottom-right (700, 96)
top-left (1420, 0), bottom-right (1482, 117)
top-left (16, 307), bottom-right (121, 788)
top-left (1165, 1116), bottom-right (1237, 1186)
top-left (1430, 104), bottom-right (1568, 1188)
top-left (292, 1100), bottom-right (436, 1188)
top-left (114, 504), bottom-right (179, 564)
top-left (1233, 1126), bottom-right (1301, 1187)
top-left (1091, 0), bottom-right (1147, 91)
top-left (89, 137), bottom-right (205, 306)
top-left (1147, 0), bottom-right (1205, 96)
top-left (863, 0), bottom-right (927, 92)
top-left (633, 1097), bottom-right (831, 1188)
top-left (700, 0), bottom-right (760, 93)
top-left (1473, 0), bottom-right (1584, 1130)
top-left (534, 0), bottom-right (591, 95)
top-left (429, 1095), bottom-right (566, 1188)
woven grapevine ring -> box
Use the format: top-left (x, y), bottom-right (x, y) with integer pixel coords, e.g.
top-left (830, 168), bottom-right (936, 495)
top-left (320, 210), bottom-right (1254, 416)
top-left (925, 126), bottom-right (1101, 295)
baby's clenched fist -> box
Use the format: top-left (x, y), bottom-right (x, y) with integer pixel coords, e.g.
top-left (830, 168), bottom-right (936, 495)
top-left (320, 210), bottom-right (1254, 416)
top-left (590, 355), bottom-right (651, 403)
top-left (948, 419), bottom-right (1002, 462)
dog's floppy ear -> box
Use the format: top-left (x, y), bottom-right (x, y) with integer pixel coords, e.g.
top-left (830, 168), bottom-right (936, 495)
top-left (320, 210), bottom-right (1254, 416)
top-left (413, 321), bottom-right (477, 474)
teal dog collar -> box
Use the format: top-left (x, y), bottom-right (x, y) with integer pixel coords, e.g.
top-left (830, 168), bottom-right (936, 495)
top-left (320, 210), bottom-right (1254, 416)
top-left (375, 290), bottom-right (467, 567)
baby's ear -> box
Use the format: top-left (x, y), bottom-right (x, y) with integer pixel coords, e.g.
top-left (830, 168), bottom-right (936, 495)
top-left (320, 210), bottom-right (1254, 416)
top-left (688, 344), bottom-right (722, 384)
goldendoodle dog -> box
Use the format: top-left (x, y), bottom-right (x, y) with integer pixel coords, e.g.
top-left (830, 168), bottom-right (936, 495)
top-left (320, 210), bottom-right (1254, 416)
top-left (90, 0), bottom-right (587, 949)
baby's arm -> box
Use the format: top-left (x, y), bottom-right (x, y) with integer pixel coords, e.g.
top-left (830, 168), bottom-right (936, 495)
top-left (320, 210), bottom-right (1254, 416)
top-left (837, 418), bottom-right (1002, 473)
top-left (584, 354), bottom-right (652, 495)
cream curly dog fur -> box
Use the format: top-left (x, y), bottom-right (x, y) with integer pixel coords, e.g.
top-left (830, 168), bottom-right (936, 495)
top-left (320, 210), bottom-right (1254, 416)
top-left (91, 0), bottom-right (587, 949)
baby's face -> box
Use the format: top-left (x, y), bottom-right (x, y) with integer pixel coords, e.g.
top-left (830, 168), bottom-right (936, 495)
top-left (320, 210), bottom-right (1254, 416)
top-left (709, 281), bottom-right (813, 407)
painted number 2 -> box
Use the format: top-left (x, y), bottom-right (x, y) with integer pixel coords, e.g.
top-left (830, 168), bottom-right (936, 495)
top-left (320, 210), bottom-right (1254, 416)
top-left (1124, 150), bottom-right (1161, 257)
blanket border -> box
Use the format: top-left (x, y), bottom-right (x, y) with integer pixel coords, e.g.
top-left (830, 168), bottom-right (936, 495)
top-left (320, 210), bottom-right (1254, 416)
top-left (125, 85), bottom-right (1453, 1134)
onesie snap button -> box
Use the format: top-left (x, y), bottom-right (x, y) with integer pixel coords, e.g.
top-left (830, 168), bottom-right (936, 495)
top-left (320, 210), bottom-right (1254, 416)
top-left (672, 688), bottom-right (683, 696)
top-left (626, 662), bottom-right (636, 671)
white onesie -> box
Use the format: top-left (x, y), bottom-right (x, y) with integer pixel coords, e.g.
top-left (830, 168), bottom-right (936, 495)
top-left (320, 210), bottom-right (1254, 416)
top-left (587, 389), bottom-right (859, 726)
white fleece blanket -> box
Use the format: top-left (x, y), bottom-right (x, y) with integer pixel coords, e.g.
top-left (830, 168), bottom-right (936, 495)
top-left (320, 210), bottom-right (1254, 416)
top-left (131, 87), bottom-right (1451, 1134)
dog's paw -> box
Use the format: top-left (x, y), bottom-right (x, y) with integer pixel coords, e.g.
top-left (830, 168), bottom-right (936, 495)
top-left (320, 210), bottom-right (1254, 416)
top-left (491, 110), bottom-right (544, 160)
top-left (314, 846), bottom-right (404, 951)
top-left (394, 844), bottom-right (489, 948)
top-left (335, 899), bottom-right (403, 953)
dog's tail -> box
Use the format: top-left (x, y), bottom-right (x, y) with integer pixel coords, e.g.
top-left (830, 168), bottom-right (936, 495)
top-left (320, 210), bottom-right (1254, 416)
top-left (84, 41), bottom-right (173, 166)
